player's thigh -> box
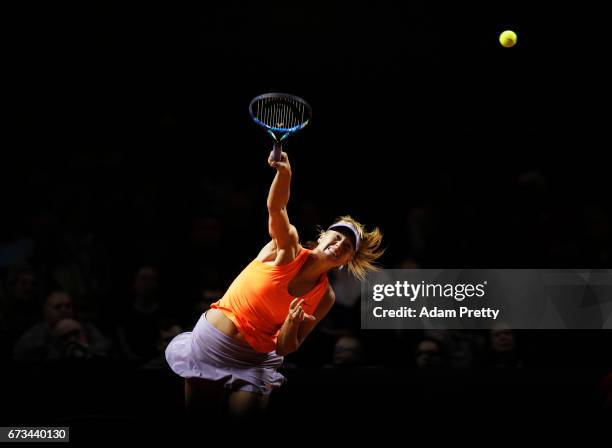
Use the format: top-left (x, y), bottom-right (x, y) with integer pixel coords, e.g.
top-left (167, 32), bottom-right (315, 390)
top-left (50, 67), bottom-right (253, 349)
top-left (227, 390), bottom-right (269, 417)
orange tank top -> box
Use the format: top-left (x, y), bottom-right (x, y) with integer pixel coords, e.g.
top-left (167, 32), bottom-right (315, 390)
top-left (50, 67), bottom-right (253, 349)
top-left (210, 248), bottom-right (329, 353)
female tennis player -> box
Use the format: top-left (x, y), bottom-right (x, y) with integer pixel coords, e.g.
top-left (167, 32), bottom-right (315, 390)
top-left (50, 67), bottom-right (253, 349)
top-left (165, 150), bottom-right (383, 418)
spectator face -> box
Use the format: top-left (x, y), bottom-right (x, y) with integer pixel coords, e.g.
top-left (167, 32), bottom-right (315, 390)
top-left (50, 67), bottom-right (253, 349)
top-left (53, 318), bottom-right (88, 347)
top-left (133, 266), bottom-right (159, 298)
top-left (332, 336), bottom-right (362, 366)
top-left (415, 340), bottom-right (443, 368)
top-left (43, 292), bottom-right (74, 325)
top-left (490, 324), bottom-right (515, 353)
top-left (13, 273), bottom-right (35, 301)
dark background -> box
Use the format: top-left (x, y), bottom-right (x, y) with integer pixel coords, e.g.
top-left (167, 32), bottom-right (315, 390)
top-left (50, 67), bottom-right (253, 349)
top-left (1, 0), bottom-right (611, 436)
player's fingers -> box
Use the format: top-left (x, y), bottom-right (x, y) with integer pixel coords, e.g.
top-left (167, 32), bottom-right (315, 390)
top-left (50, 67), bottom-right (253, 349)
top-left (270, 161), bottom-right (288, 171)
top-left (291, 308), bottom-right (302, 321)
top-left (289, 298), bottom-right (300, 310)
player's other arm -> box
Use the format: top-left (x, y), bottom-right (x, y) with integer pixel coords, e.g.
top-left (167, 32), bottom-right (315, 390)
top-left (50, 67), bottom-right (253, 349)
top-left (276, 286), bottom-right (335, 356)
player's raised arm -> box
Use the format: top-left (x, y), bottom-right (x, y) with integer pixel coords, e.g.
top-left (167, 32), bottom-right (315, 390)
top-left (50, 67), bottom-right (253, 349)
top-left (267, 151), bottom-right (298, 253)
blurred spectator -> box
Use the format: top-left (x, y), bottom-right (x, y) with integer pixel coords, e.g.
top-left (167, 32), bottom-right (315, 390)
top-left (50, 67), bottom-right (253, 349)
top-left (415, 338), bottom-right (446, 368)
top-left (485, 322), bottom-right (523, 368)
top-left (13, 291), bottom-right (110, 362)
top-left (115, 265), bottom-right (168, 362)
top-left (166, 214), bottom-right (229, 314)
top-left (424, 329), bottom-right (485, 368)
top-left (329, 335), bottom-right (363, 367)
top-left (132, 265), bottom-right (162, 312)
top-left (49, 317), bottom-right (107, 361)
top-left (1, 266), bottom-right (41, 338)
top-left (140, 318), bottom-right (184, 370)
top-left (50, 229), bottom-right (112, 322)
top-left (44, 291), bottom-right (73, 322)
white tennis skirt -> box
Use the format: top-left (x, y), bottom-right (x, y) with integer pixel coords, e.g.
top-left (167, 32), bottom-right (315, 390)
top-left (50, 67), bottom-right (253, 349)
top-left (165, 312), bottom-right (285, 395)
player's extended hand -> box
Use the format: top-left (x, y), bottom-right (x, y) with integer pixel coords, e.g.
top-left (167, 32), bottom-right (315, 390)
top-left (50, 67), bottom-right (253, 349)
top-left (286, 298), bottom-right (316, 324)
top-left (268, 151), bottom-right (291, 174)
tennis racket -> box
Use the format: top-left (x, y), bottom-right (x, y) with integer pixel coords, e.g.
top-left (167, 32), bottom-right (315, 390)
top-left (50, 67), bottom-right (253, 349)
top-left (249, 93), bottom-right (312, 162)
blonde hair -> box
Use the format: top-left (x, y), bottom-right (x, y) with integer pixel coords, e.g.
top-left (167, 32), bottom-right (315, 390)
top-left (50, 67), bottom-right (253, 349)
top-left (318, 215), bottom-right (384, 280)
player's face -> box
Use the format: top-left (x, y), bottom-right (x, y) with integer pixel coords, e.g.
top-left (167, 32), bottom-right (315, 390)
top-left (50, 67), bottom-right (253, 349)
top-left (319, 230), bottom-right (355, 266)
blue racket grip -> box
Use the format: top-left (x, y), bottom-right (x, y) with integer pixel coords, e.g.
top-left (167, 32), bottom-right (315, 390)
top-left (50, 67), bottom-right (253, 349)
top-left (272, 142), bottom-right (282, 162)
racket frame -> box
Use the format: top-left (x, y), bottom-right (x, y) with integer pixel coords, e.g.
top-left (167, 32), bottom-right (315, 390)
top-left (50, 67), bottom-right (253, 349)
top-left (249, 93), bottom-right (312, 162)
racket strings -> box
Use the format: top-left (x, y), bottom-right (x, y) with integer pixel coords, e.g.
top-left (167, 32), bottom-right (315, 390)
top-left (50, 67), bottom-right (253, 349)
top-left (254, 98), bottom-right (307, 131)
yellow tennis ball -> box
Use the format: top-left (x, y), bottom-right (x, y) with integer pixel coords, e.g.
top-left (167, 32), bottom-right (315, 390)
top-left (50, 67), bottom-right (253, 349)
top-left (499, 30), bottom-right (517, 48)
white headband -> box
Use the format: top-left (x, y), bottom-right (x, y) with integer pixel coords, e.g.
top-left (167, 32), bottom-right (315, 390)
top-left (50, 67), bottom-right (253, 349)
top-left (328, 221), bottom-right (361, 252)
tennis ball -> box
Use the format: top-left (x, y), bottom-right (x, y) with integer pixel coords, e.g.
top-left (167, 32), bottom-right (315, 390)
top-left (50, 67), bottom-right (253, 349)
top-left (499, 30), bottom-right (517, 48)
